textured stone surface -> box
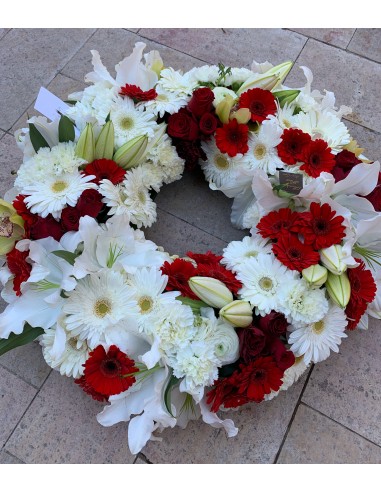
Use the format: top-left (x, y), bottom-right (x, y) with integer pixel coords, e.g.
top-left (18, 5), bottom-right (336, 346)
top-left (0, 366), bottom-right (37, 448)
top-left (278, 404), bottom-right (381, 464)
top-left (289, 28), bottom-right (355, 49)
top-left (302, 317), bottom-right (381, 446)
top-left (143, 372), bottom-right (308, 463)
top-left (134, 456), bottom-right (149, 464)
top-left (0, 28), bottom-right (95, 130)
top-left (285, 38), bottom-right (381, 133)
top-left (0, 450), bottom-right (25, 464)
top-left (5, 371), bottom-right (135, 464)
top-left (348, 29), bottom-right (381, 63)
top-left (0, 133), bottom-right (22, 196)
top-left (0, 29), bottom-right (10, 41)
top-left (344, 120), bottom-right (381, 162)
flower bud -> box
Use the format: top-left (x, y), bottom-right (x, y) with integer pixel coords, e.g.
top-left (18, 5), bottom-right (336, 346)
top-left (219, 300), bottom-right (253, 327)
top-left (0, 199), bottom-right (24, 255)
top-left (320, 245), bottom-right (348, 275)
top-left (215, 94), bottom-right (235, 124)
top-left (113, 135), bottom-right (148, 169)
top-left (95, 121), bottom-right (115, 160)
top-left (75, 123), bottom-right (95, 162)
top-left (325, 271), bottom-right (351, 308)
top-left (230, 108), bottom-right (251, 124)
top-left (302, 264), bottom-right (328, 287)
top-left (272, 89), bottom-right (300, 108)
top-left (188, 276), bottom-right (233, 308)
top-left (237, 61), bottom-right (293, 95)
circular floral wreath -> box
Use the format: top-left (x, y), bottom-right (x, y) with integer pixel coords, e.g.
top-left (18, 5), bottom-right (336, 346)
top-left (0, 42), bottom-right (380, 455)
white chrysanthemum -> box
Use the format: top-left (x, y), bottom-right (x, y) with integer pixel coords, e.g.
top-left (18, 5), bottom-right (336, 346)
top-left (111, 97), bottom-right (157, 147)
top-left (222, 235), bottom-right (272, 272)
top-left (288, 302), bottom-right (348, 364)
top-left (158, 68), bottom-right (198, 95)
top-left (237, 253), bottom-right (296, 315)
top-left (22, 172), bottom-right (96, 219)
top-left (138, 161), bottom-right (164, 192)
top-left (244, 119), bottom-right (284, 175)
top-left (187, 65), bottom-right (220, 85)
top-left (122, 168), bottom-right (157, 227)
top-left (63, 269), bottom-right (139, 349)
top-left (15, 142), bottom-right (87, 189)
top-left (241, 200), bottom-right (263, 230)
top-left (224, 67), bottom-right (254, 87)
top-left (156, 138), bottom-right (185, 185)
top-left (279, 278), bottom-right (329, 327)
top-left (143, 86), bottom-right (188, 117)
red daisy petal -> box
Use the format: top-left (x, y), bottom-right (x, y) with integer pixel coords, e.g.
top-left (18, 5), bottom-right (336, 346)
top-left (256, 208), bottom-right (305, 240)
top-left (119, 84), bottom-right (157, 102)
top-left (83, 159), bottom-right (126, 185)
top-left (161, 258), bottom-right (199, 299)
top-left (300, 139), bottom-right (336, 178)
top-left (299, 202), bottom-right (345, 250)
top-left (238, 88), bottom-right (277, 123)
top-left (215, 119), bottom-right (249, 157)
top-left (272, 233), bottom-right (320, 272)
top-left (277, 128), bottom-right (312, 165)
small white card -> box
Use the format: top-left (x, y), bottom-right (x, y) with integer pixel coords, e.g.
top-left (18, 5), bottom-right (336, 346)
top-left (34, 87), bottom-right (70, 122)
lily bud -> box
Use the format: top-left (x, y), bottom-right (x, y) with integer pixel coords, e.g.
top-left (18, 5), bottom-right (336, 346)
top-left (230, 108), bottom-right (251, 124)
top-left (325, 271), bottom-right (351, 308)
top-left (212, 87), bottom-right (237, 108)
top-left (95, 121), bottom-right (115, 160)
top-left (75, 123), bottom-right (95, 162)
top-left (215, 94), bottom-right (235, 124)
top-left (0, 199), bottom-right (25, 255)
top-left (272, 89), bottom-right (300, 108)
top-left (113, 135), bottom-right (148, 169)
top-left (188, 276), bottom-right (233, 309)
top-left (219, 300), bottom-right (253, 327)
top-left (237, 61), bottom-right (293, 95)
top-left (320, 245), bottom-right (348, 275)
top-left (302, 264), bottom-right (328, 287)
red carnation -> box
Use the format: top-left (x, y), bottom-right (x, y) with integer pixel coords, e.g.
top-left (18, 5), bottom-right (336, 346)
top-left (272, 233), bottom-right (320, 272)
top-left (119, 84), bottom-right (157, 103)
top-left (82, 345), bottom-right (138, 397)
top-left (167, 108), bottom-right (199, 141)
top-left (331, 149), bottom-right (361, 182)
top-left (237, 326), bottom-right (266, 363)
top-left (83, 159), bottom-right (126, 185)
top-left (6, 248), bottom-right (31, 296)
top-left (299, 202), bottom-right (345, 250)
top-left (300, 139), bottom-right (336, 177)
top-left (256, 208), bottom-right (304, 240)
top-left (215, 119), bottom-right (249, 157)
top-left (173, 139), bottom-right (206, 171)
top-left (161, 258), bottom-right (199, 299)
top-left (188, 87), bottom-right (214, 118)
top-left (13, 195), bottom-right (37, 226)
top-left (199, 112), bottom-right (218, 136)
top-left (277, 128), bottom-right (312, 165)
top-left (76, 189), bottom-right (104, 218)
top-left (364, 173), bottom-right (381, 211)
top-left (239, 88), bottom-right (276, 123)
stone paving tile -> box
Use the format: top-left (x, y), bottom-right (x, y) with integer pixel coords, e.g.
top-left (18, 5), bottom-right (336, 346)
top-left (302, 317), bottom-right (381, 446)
top-left (5, 371), bottom-right (135, 464)
top-left (344, 120), bottom-right (381, 162)
top-left (0, 129), bottom-right (4, 140)
top-left (139, 28), bottom-right (307, 67)
top-left (62, 29), bottom-right (206, 83)
top-left (0, 29), bottom-right (10, 41)
top-left (143, 372), bottom-right (308, 463)
top-left (0, 133), bottom-right (23, 196)
top-left (289, 28), bottom-right (355, 49)
top-left (348, 29), bottom-right (381, 63)
top-left (144, 208), bottom-right (228, 257)
top-left (0, 29), bottom-right (95, 131)
top-left (134, 456), bottom-right (149, 464)
top-left (285, 38), bottom-right (381, 133)
top-left (155, 171), bottom-right (247, 244)
top-left (0, 365), bottom-right (37, 448)
top-left (0, 450), bottom-right (25, 464)
top-left (278, 404), bottom-right (381, 463)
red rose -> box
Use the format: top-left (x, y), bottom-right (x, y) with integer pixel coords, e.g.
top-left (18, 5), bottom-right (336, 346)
top-left (237, 326), bottom-right (266, 363)
top-left (188, 87), bottom-right (215, 118)
top-left (364, 173), bottom-right (381, 211)
top-left (331, 149), bottom-right (361, 182)
top-left (61, 206), bottom-right (81, 231)
top-left (167, 108), bottom-right (199, 141)
top-left (76, 189), bottom-right (103, 218)
top-left (199, 112), bottom-right (218, 135)
top-left (268, 338), bottom-right (295, 371)
top-left (258, 311), bottom-right (288, 336)
top-left (30, 215), bottom-right (64, 241)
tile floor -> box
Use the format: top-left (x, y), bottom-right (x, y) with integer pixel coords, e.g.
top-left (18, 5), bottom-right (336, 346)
top-left (0, 28), bottom-right (380, 464)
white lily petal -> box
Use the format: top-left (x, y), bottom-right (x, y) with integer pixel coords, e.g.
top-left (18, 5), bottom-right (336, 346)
top-left (332, 162), bottom-right (380, 197)
top-left (199, 398), bottom-right (239, 438)
top-left (115, 42), bottom-right (158, 91)
top-left (251, 169), bottom-right (288, 211)
top-left (85, 50), bottom-right (115, 85)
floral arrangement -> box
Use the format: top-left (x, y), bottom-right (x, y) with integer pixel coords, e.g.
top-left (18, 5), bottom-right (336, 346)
top-left (0, 42), bottom-right (380, 455)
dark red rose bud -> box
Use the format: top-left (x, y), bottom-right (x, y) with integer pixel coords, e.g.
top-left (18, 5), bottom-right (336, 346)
top-left (30, 215), bottom-right (64, 241)
top-left (258, 311), bottom-right (288, 336)
top-left (331, 149), bottom-right (361, 182)
top-left (77, 189), bottom-right (103, 218)
top-left (188, 87), bottom-right (215, 118)
top-left (268, 338), bottom-right (295, 371)
top-left (61, 206), bottom-right (81, 231)
top-left (238, 326), bottom-right (266, 363)
top-left (167, 108), bottom-right (199, 141)
top-left (199, 112), bottom-right (218, 135)
top-left (364, 172), bottom-right (381, 211)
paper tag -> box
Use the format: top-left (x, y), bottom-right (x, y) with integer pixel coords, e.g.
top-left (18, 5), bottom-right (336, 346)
top-left (34, 87), bottom-right (70, 122)
top-left (279, 171), bottom-right (304, 195)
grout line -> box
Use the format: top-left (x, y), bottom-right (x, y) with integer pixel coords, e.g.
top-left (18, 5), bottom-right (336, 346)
top-left (0, 361), bottom-right (47, 391)
top-left (301, 402), bottom-right (381, 450)
top-left (0, 449), bottom-right (26, 464)
top-left (345, 28), bottom-right (357, 49)
top-left (137, 452), bottom-right (153, 464)
top-left (273, 364), bottom-right (315, 463)
top-left (0, 28), bottom-right (11, 42)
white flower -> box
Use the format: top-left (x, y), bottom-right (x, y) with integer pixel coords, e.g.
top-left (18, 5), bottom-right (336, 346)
top-left (279, 278), bottom-right (329, 326)
top-left (63, 269), bottom-right (139, 349)
top-left (143, 86), bottom-right (188, 117)
top-left (288, 302), bottom-right (348, 364)
top-left (156, 138), bottom-right (185, 185)
top-left (237, 253), bottom-right (296, 315)
top-left (245, 119), bottom-right (284, 175)
top-left (222, 235), bottom-right (272, 272)
top-left (158, 68), bottom-right (198, 96)
top-left (122, 168), bottom-right (157, 228)
top-left (241, 200), bottom-right (263, 230)
top-left (22, 172), bottom-right (96, 219)
top-left (187, 65), bottom-right (219, 85)
top-left (264, 355), bottom-right (309, 401)
top-left (99, 179), bottom-right (130, 217)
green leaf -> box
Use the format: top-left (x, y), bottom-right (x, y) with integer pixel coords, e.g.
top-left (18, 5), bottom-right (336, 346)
top-left (273, 89), bottom-right (300, 108)
top-left (52, 250), bottom-right (78, 266)
top-left (64, 100), bottom-right (77, 105)
top-left (0, 323), bottom-right (44, 357)
top-left (164, 373), bottom-right (180, 417)
top-left (29, 123), bottom-right (50, 152)
top-left (105, 112), bottom-right (111, 123)
top-left (58, 115), bottom-right (75, 143)
top-left (176, 296), bottom-right (208, 314)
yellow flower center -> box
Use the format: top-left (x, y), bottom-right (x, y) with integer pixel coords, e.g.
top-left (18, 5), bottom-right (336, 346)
top-left (138, 295), bottom-right (154, 313)
top-left (94, 298), bottom-right (112, 318)
top-left (0, 217), bottom-right (13, 237)
top-left (282, 119), bottom-right (291, 128)
top-left (244, 250), bottom-right (258, 258)
top-left (51, 180), bottom-right (68, 193)
top-left (259, 276), bottom-right (273, 291)
top-left (214, 155), bottom-right (229, 170)
top-left (138, 190), bottom-right (147, 204)
top-left (312, 320), bottom-right (325, 335)
top-left (120, 117), bottom-right (134, 130)
top-left (253, 143), bottom-right (267, 160)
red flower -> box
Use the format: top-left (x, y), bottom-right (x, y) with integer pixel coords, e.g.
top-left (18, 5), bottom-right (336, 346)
top-left (199, 112), bottom-right (218, 136)
top-left (237, 326), bottom-right (266, 363)
top-left (186, 251), bottom-right (223, 266)
top-left (173, 139), bottom-right (206, 171)
top-left (13, 195), bottom-right (37, 226)
top-left (300, 139), bottom-right (336, 177)
top-left (345, 301), bottom-right (367, 331)
top-left (61, 206), bottom-right (81, 231)
top-left (239, 88), bottom-right (276, 123)
top-left (331, 149), bottom-right (361, 182)
top-left (119, 84), bottom-right (157, 102)
top-left (364, 173), bottom-right (381, 211)
top-left (82, 345), bottom-right (138, 397)
top-left (272, 233), bottom-right (320, 272)
top-left (268, 338), bottom-right (295, 371)
top-left (75, 376), bottom-right (108, 402)
top-left (76, 189), bottom-right (104, 218)
top-left (167, 108), bottom-right (199, 141)
top-left (345, 259), bottom-right (376, 330)
top-left (83, 159), bottom-right (126, 185)
top-left (196, 262), bottom-right (242, 295)
top-left (256, 208), bottom-right (304, 240)
top-left (277, 128), bottom-right (312, 165)
top-left (30, 215), bottom-right (64, 241)
top-left (215, 119), bottom-right (249, 157)
top-left (188, 87), bottom-right (214, 118)
top-left (6, 248), bottom-right (31, 296)
top-left (258, 311), bottom-right (289, 336)
top-left (299, 202), bottom-right (345, 250)
top-left (161, 258), bottom-right (199, 299)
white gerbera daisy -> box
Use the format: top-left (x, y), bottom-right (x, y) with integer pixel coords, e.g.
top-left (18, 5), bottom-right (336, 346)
top-left (143, 86), bottom-right (188, 117)
top-left (270, 103), bottom-right (298, 130)
top-left (122, 168), bottom-right (157, 228)
top-left (222, 235), bottom-right (272, 272)
top-left (158, 68), bottom-right (198, 96)
top-left (279, 279), bottom-right (329, 327)
top-left (111, 97), bottom-right (157, 147)
top-left (22, 172), bottom-right (96, 219)
top-left (99, 179), bottom-right (130, 217)
top-left (245, 119), bottom-right (284, 175)
top-left (288, 302), bottom-right (348, 364)
top-left (63, 269), bottom-right (139, 349)
top-left (237, 253), bottom-right (296, 315)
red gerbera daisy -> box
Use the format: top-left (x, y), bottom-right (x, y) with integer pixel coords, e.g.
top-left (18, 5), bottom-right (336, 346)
top-left (186, 251), bottom-right (223, 266)
top-left (300, 139), bottom-right (336, 178)
top-left (75, 376), bottom-right (108, 402)
top-left (238, 88), bottom-right (277, 123)
top-left (83, 159), bottom-right (126, 185)
top-left (299, 202), bottom-right (345, 250)
top-left (256, 208), bottom-right (304, 240)
top-left (161, 258), bottom-right (199, 299)
top-left (215, 119), bottom-right (249, 157)
top-left (196, 262), bottom-right (242, 296)
top-left (277, 128), bottom-right (312, 165)
top-left (83, 345), bottom-right (138, 397)
top-left (119, 84), bottom-right (157, 103)
top-left (272, 233), bottom-right (320, 272)
top-left (6, 248), bottom-right (32, 296)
